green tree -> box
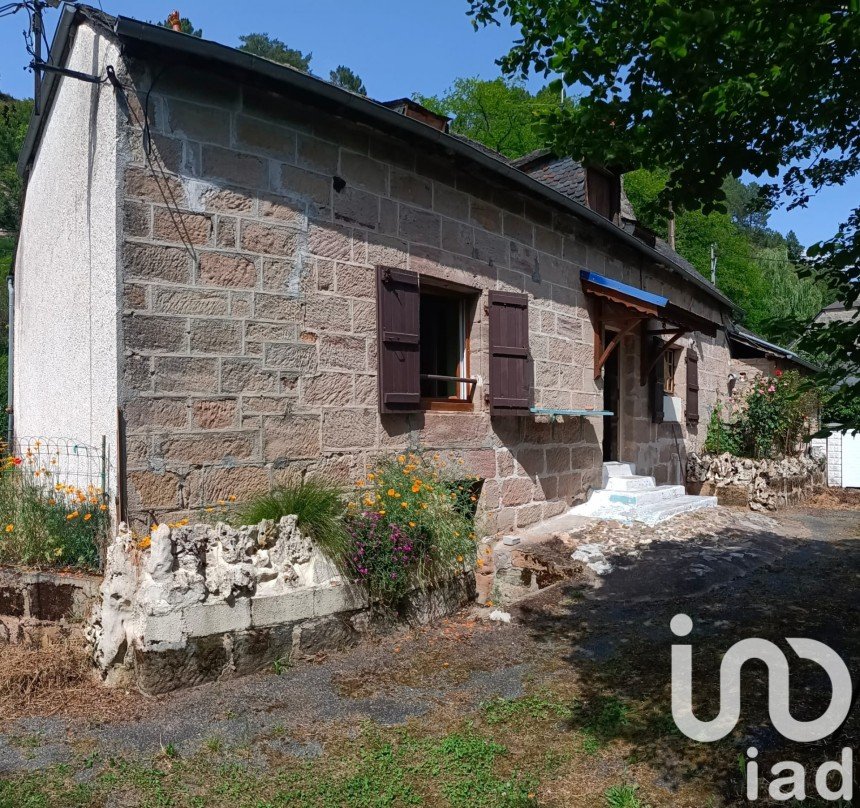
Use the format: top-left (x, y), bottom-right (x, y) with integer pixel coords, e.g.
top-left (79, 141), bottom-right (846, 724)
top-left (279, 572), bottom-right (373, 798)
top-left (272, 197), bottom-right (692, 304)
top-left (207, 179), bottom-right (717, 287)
top-left (329, 65), bottom-right (366, 95)
top-left (157, 16), bottom-right (202, 37)
top-left (468, 0), bottom-right (859, 430)
top-left (416, 77), bottom-right (562, 159)
top-left (238, 34), bottom-right (312, 71)
top-left (0, 95), bottom-right (32, 233)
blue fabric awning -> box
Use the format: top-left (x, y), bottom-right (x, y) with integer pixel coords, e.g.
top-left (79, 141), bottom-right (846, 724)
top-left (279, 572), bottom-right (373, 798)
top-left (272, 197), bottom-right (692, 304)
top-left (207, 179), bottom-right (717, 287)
top-left (579, 270), bottom-right (668, 308)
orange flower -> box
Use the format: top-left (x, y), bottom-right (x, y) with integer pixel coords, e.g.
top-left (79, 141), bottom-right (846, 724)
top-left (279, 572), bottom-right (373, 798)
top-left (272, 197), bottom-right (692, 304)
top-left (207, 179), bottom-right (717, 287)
top-left (397, 454), bottom-right (406, 463)
top-left (408, 521), bottom-right (416, 528)
top-left (4, 524), bottom-right (13, 533)
top-left (100, 504), bottom-right (108, 512)
top-left (138, 536), bottom-right (151, 550)
top-left (411, 483), bottom-right (421, 493)
top-left (67, 511), bottom-right (79, 520)
top-left (378, 509), bottom-right (386, 516)
top-left (457, 555), bottom-right (463, 563)
top-left (387, 488), bottom-right (396, 497)
top-left (83, 514), bottom-right (92, 522)
top-left (228, 495), bottom-right (237, 502)
top-left (401, 502), bottom-right (408, 509)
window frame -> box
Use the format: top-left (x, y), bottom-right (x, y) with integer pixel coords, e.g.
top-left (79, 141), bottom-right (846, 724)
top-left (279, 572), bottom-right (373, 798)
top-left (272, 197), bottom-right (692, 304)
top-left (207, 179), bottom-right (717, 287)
top-left (663, 348), bottom-right (679, 395)
top-left (418, 284), bottom-right (476, 412)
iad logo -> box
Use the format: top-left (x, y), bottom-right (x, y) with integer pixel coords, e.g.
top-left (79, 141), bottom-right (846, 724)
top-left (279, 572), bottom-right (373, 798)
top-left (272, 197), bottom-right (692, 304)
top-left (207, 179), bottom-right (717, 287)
top-left (670, 614), bottom-right (854, 801)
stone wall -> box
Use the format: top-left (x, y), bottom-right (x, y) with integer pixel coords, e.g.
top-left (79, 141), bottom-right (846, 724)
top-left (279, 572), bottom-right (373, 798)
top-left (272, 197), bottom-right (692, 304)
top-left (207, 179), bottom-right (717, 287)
top-left (115, 54), bottom-right (730, 534)
top-left (89, 516), bottom-right (473, 695)
top-left (687, 452), bottom-right (825, 510)
top-left (0, 566), bottom-right (100, 645)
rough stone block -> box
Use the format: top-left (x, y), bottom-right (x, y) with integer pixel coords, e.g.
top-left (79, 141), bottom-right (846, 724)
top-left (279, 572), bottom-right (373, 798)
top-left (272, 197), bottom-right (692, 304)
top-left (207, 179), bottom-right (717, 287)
top-left (295, 615), bottom-right (358, 655)
top-left (153, 208), bottom-right (213, 246)
top-left (264, 343), bottom-right (317, 373)
top-left (128, 470), bottom-right (181, 508)
top-left (200, 465), bottom-right (270, 503)
top-left (251, 590), bottom-right (315, 627)
top-left (134, 635), bottom-right (228, 695)
top-left (399, 205), bottom-right (440, 246)
top-left (254, 293), bottom-right (302, 321)
top-left (231, 624), bottom-right (295, 675)
top-left (389, 169), bottom-right (432, 209)
top-left (201, 186), bottom-right (255, 214)
top-left (189, 319), bottom-right (243, 354)
top-left (334, 186), bottom-right (380, 230)
top-left (234, 114), bottom-right (296, 160)
top-left (202, 145), bottom-right (267, 189)
top-left (241, 221), bottom-right (299, 256)
top-left (319, 334), bottom-right (367, 371)
top-left (279, 164), bottom-right (332, 216)
top-left (198, 252), bottom-right (257, 289)
top-left (125, 315), bottom-right (187, 354)
top-left (125, 166), bottom-right (186, 206)
top-left (154, 357), bottom-right (218, 394)
top-left (501, 477), bottom-right (534, 507)
top-left (221, 359), bottom-right (278, 393)
top-left (303, 294), bottom-right (352, 331)
top-left (192, 399), bottom-right (238, 430)
top-left (153, 287), bottom-right (229, 316)
top-left (307, 223), bottom-right (353, 260)
top-left (301, 372), bottom-right (353, 407)
top-left (160, 432), bottom-right (255, 464)
top-left (263, 415), bottom-right (321, 461)
top-left (296, 135), bottom-right (339, 174)
top-left (340, 150), bottom-right (388, 195)
top-left (125, 398), bottom-right (188, 430)
top-left (144, 611), bottom-right (185, 645)
top-left (322, 409), bottom-right (377, 449)
top-left (124, 242), bottom-right (191, 284)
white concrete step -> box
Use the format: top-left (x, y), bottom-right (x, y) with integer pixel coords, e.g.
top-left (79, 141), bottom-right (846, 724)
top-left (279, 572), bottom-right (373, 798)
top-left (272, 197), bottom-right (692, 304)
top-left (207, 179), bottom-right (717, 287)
top-left (632, 495), bottom-right (718, 526)
top-left (605, 475), bottom-right (656, 492)
top-left (602, 461), bottom-right (637, 486)
top-left (605, 485), bottom-right (687, 507)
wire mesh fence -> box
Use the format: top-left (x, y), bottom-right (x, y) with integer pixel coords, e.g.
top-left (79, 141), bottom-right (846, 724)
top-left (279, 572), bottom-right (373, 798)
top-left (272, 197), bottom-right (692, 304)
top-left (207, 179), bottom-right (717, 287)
top-left (0, 436), bottom-right (111, 571)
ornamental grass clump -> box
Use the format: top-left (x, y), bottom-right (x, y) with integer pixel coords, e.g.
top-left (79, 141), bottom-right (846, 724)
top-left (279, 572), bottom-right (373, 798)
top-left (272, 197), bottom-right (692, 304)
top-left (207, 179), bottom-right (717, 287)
top-left (0, 452), bottom-right (106, 570)
top-left (346, 452), bottom-right (478, 605)
top-left (233, 477), bottom-right (350, 567)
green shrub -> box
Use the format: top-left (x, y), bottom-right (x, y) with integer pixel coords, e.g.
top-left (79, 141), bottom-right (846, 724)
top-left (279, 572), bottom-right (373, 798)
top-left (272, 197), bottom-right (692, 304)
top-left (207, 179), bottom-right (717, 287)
top-left (0, 456), bottom-right (105, 569)
top-left (704, 370), bottom-right (818, 459)
top-left (234, 477), bottom-right (350, 566)
top-left (345, 452), bottom-right (478, 605)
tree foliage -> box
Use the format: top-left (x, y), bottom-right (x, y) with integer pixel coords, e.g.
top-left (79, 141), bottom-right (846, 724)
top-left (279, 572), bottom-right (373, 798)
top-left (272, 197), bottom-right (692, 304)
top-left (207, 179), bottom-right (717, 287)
top-left (416, 77), bottom-right (562, 159)
top-left (238, 33), bottom-right (312, 72)
top-left (0, 96), bottom-right (32, 233)
top-left (468, 0), bottom-right (859, 430)
top-left (329, 65), bottom-right (366, 95)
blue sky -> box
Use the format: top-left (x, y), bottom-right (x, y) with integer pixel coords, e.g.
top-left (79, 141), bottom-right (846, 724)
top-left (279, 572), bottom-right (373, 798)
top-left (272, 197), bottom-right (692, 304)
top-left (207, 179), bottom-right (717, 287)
top-left (0, 0), bottom-right (854, 247)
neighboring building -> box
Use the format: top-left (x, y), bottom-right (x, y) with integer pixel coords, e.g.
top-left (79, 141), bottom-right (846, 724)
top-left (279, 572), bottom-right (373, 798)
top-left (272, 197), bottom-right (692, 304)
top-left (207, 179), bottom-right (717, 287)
top-left (726, 323), bottom-right (819, 393)
top-left (13, 6), bottom-right (739, 532)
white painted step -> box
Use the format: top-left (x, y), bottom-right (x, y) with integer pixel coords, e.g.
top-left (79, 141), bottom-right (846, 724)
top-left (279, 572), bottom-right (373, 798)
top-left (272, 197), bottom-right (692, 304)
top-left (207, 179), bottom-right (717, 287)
top-left (605, 485), bottom-right (687, 507)
top-left (633, 495), bottom-right (718, 526)
top-left (602, 461), bottom-right (637, 486)
top-left (605, 475), bottom-right (656, 492)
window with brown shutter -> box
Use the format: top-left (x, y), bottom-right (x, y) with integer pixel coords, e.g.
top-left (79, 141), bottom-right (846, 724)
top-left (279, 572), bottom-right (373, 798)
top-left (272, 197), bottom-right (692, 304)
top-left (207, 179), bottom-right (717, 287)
top-left (649, 336), bottom-right (665, 424)
top-left (686, 352), bottom-right (700, 424)
top-left (377, 268), bottom-right (477, 413)
top-left (586, 167), bottom-right (621, 222)
top-left (376, 266), bottom-right (421, 414)
top-left (488, 291), bottom-right (531, 416)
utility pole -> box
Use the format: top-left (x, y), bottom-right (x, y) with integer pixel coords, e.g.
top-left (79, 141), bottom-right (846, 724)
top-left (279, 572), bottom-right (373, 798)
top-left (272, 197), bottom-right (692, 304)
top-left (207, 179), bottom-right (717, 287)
top-left (667, 202), bottom-right (676, 250)
top-left (710, 242), bottom-right (718, 285)
top-left (33, 1), bottom-right (43, 115)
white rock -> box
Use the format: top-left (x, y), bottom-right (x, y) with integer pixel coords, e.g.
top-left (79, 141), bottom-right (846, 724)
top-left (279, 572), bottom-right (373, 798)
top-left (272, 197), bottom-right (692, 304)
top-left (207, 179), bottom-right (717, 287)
top-left (488, 609), bottom-right (512, 624)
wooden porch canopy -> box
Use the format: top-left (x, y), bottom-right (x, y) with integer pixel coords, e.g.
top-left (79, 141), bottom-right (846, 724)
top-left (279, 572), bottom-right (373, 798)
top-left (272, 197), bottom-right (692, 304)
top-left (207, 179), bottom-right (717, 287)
top-left (580, 270), bottom-right (718, 381)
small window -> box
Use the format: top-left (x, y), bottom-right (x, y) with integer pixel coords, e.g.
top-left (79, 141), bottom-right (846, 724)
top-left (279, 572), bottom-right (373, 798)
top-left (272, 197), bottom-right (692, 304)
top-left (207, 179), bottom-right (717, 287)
top-left (586, 167), bottom-right (620, 221)
top-left (419, 288), bottom-right (473, 408)
top-left (663, 349), bottom-right (678, 395)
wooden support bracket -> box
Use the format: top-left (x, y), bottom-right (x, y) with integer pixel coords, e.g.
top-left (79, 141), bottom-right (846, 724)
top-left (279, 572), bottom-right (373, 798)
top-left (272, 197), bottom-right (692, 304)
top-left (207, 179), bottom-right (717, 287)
top-left (641, 327), bottom-right (687, 385)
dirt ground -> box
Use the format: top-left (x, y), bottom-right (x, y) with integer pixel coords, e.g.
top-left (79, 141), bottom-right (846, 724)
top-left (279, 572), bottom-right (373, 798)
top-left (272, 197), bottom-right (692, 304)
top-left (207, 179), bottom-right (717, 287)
top-left (0, 499), bottom-right (857, 808)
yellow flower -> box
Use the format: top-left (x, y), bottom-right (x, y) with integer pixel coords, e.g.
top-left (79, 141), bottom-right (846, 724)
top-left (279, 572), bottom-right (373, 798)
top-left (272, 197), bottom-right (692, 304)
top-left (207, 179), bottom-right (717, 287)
top-left (454, 531), bottom-right (460, 537)
top-left (205, 507), bottom-right (214, 513)
top-left (457, 555), bottom-right (463, 562)
top-left (54, 548), bottom-right (63, 557)
top-left (367, 473), bottom-right (375, 481)
top-left (387, 488), bottom-right (396, 497)
top-left (401, 502), bottom-right (408, 509)
top-left (378, 510), bottom-right (386, 516)
top-left (67, 511), bottom-right (79, 520)
top-left (100, 504), bottom-right (108, 512)
top-left (356, 479), bottom-right (365, 487)
top-left (409, 522), bottom-right (416, 528)
top-left (397, 455), bottom-right (406, 463)
top-left (83, 514), bottom-right (92, 522)
top-left (138, 536), bottom-right (152, 550)
top-left (4, 524), bottom-right (13, 533)
top-left (151, 523), bottom-right (159, 532)
top-left (476, 558), bottom-right (484, 568)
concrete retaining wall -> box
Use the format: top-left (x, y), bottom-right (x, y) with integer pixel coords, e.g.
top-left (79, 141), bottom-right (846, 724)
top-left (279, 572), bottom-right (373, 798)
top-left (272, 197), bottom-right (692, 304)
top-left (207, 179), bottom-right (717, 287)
top-left (89, 516), bottom-right (474, 695)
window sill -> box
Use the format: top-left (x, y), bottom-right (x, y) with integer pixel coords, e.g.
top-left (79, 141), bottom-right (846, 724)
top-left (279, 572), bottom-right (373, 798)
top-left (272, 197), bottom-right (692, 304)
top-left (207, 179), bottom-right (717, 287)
top-left (421, 399), bottom-right (475, 413)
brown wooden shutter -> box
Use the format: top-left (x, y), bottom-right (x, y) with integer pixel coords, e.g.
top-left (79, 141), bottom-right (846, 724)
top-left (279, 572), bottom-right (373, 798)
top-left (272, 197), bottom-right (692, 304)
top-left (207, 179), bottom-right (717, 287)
top-left (686, 352), bottom-right (700, 424)
top-left (649, 336), bottom-right (665, 424)
top-left (376, 266), bottom-right (420, 414)
top-left (488, 290), bottom-right (531, 415)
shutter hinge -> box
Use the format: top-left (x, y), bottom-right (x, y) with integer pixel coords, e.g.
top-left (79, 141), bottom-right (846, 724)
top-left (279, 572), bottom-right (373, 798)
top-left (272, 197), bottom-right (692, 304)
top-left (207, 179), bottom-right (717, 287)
top-left (381, 267), bottom-right (393, 284)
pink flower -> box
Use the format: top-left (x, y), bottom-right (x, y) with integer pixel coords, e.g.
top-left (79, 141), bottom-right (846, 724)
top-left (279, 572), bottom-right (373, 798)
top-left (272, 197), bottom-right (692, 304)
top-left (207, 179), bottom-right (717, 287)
top-left (768, 385), bottom-right (776, 393)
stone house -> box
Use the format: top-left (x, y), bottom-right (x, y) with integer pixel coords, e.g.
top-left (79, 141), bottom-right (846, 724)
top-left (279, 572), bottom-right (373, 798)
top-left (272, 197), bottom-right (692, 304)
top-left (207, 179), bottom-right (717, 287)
top-left (12, 6), bottom-right (739, 534)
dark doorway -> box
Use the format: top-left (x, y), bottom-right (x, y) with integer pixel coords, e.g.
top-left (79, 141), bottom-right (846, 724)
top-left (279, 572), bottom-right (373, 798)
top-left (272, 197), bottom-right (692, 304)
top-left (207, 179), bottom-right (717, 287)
top-left (602, 329), bottom-right (620, 462)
